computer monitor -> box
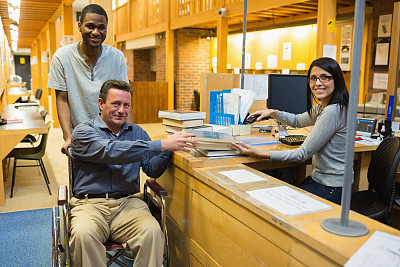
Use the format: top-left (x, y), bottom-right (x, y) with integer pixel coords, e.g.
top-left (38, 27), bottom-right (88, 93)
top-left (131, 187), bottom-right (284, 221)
top-left (356, 118), bottom-right (377, 136)
top-left (267, 74), bottom-right (308, 114)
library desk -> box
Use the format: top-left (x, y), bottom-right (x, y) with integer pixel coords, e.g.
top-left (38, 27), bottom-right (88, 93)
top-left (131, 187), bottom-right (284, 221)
top-left (7, 86), bottom-right (29, 104)
top-left (0, 107), bottom-right (47, 206)
top-left (146, 126), bottom-right (386, 266)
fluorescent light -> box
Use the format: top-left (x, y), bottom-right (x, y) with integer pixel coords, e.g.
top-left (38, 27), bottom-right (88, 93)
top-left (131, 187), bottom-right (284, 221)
top-left (7, 0), bottom-right (21, 23)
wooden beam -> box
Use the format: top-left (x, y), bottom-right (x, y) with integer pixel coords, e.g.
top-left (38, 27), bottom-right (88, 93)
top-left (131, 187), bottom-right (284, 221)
top-left (166, 0), bottom-right (174, 109)
top-left (49, 22), bottom-right (60, 128)
top-left (316, 0), bottom-right (337, 58)
top-left (116, 23), bottom-right (168, 42)
top-left (217, 16), bottom-right (228, 73)
top-left (386, 2), bottom-right (400, 120)
top-left (62, 3), bottom-right (73, 35)
top-left (41, 31), bottom-right (49, 112)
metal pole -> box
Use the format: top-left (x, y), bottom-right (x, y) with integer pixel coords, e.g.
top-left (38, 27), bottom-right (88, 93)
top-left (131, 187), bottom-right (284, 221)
top-left (240, 0), bottom-right (248, 89)
top-left (321, 0), bottom-right (369, 236)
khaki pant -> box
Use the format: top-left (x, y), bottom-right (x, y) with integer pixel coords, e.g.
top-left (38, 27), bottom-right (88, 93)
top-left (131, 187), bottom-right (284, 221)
top-left (69, 195), bottom-right (164, 267)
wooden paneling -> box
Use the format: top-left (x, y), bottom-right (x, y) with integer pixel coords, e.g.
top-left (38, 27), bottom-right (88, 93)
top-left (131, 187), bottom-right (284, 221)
top-left (131, 81), bottom-right (168, 123)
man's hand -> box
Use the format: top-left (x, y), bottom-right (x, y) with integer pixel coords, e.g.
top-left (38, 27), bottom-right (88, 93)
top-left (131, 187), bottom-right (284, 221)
top-left (230, 142), bottom-right (270, 159)
top-left (61, 137), bottom-right (71, 155)
top-left (161, 132), bottom-right (198, 153)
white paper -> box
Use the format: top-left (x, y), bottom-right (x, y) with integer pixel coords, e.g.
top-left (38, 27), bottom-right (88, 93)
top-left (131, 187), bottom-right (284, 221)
top-left (296, 63), bottom-right (306, 70)
top-left (234, 67), bottom-right (240, 74)
top-left (267, 55), bottom-right (278, 69)
top-left (227, 64), bottom-right (231, 69)
top-left (340, 25), bottom-right (352, 71)
top-left (378, 14), bottom-right (392, 38)
top-left (255, 62), bottom-right (262, 70)
top-left (323, 45), bottom-right (337, 60)
top-left (231, 88), bottom-right (256, 123)
top-left (375, 43), bottom-right (389, 66)
top-left (372, 73), bottom-right (388, 89)
top-left (345, 231), bottom-right (400, 267)
top-left (241, 74), bottom-right (268, 100)
top-left (281, 68), bottom-right (290, 74)
top-left (219, 169), bottom-right (265, 184)
top-left (282, 42), bottom-right (292, 60)
top-left (212, 57), bottom-right (217, 67)
top-left (223, 93), bottom-right (241, 124)
top-left (245, 53), bottom-right (251, 69)
top-left (213, 67), bottom-right (217, 73)
top-left (247, 186), bottom-right (332, 216)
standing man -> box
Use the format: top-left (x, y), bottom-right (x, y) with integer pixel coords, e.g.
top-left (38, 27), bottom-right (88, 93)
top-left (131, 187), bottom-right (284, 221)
top-left (48, 4), bottom-right (130, 155)
top-left (70, 80), bottom-right (197, 267)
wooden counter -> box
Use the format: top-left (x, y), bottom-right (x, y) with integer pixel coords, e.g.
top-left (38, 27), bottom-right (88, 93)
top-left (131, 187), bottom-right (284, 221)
top-left (145, 125), bottom-right (395, 266)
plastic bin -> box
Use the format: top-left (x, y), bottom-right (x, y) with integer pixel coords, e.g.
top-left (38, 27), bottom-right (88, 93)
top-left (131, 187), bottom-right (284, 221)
top-left (209, 90), bottom-right (234, 126)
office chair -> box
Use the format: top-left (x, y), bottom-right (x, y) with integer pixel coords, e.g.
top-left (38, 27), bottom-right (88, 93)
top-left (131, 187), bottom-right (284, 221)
top-left (52, 152), bottom-right (169, 267)
top-left (7, 120), bottom-right (54, 198)
top-left (21, 109), bottom-right (48, 145)
top-left (350, 136), bottom-right (400, 225)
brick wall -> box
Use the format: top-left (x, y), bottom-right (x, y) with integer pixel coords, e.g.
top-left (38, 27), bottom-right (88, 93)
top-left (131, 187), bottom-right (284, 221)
top-left (133, 49), bottom-right (156, 82)
top-left (156, 35), bottom-right (166, 82)
top-left (174, 29), bottom-right (211, 110)
top-left (367, 0), bottom-right (399, 95)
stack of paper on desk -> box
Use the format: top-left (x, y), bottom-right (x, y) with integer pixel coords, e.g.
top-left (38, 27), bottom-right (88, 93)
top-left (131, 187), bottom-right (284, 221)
top-left (221, 89), bottom-right (256, 125)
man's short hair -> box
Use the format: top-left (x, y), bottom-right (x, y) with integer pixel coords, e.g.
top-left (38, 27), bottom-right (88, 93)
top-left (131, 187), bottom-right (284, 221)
top-left (80, 4), bottom-right (108, 24)
top-left (100, 80), bottom-right (133, 102)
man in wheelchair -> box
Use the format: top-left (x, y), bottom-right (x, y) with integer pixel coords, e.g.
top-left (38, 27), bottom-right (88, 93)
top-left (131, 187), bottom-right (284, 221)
top-left (68, 80), bottom-right (197, 267)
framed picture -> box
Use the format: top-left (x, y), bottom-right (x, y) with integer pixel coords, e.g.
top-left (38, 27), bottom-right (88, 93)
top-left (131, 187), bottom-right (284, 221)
top-left (372, 38), bottom-right (390, 70)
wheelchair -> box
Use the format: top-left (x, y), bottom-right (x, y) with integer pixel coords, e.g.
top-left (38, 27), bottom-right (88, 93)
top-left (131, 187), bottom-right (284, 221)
top-left (52, 154), bottom-right (169, 267)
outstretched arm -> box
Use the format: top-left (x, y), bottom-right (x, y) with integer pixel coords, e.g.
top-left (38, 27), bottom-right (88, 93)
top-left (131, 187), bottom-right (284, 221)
top-left (56, 90), bottom-right (72, 155)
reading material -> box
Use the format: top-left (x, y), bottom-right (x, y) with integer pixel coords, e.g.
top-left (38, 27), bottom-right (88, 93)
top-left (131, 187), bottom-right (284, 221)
top-left (1, 116), bottom-right (23, 123)
top-left (162, 118), bottom-right (204, 128)
top-left (345, 231), bottom-right (400, 267)
top-left (196, 149), bottom-right (241, 157)
top-left (187, 130), bottom-right (236, 143)
top-left (236, 137), bottom-right (279, 146)
top-left (194, 142), bottom-right (235, 150)
top-left (247, 186), bottom-right (332, 216)
top-left (158, 110), bottom-right (206, 120)
top-left (219, 169), bottom-right (265, 184)
top-left (165, 125), bottom-right (212, 134)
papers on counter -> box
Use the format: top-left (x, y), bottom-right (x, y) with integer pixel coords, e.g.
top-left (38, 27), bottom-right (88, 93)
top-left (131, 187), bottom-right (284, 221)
top-left (247, 186), bottom-right (332, 216)
top-left (345, 231), bottom-right (400, 267)
top-left (219, 169), bottom-right (265, 184)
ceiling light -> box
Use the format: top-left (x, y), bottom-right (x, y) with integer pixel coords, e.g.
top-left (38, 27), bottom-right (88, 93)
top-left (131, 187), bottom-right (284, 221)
top-left (7, 0), bottom-right (21, 23)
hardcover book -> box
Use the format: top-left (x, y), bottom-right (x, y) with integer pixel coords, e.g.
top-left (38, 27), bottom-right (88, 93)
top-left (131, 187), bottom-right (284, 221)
top-left (162, 118), bottom-right (204, 128)
top-left (158, 110), bottom-right (206, 121)
top-left (165, 124), bottom-right (212, 134)
top-left (1, 116), bottom-right (23, 123)
top-left (186, 130), bottom-right (236, 143)
top-left (196, 149), bottom-right (241, 157)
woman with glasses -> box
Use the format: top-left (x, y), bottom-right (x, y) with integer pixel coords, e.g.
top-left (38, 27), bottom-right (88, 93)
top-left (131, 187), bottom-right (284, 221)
top-left (231, 57), bottom-right (349, 204)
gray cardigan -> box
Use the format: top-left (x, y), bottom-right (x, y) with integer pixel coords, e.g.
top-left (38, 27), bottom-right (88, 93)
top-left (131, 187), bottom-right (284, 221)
top-left (269, 103), bottom-right (348, 187)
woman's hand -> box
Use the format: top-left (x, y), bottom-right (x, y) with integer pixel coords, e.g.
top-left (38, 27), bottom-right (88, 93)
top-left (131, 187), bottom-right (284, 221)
top-left (249, 109), bottom-right (277, 121)
top-left (230, 142), bottom-right (270, 159)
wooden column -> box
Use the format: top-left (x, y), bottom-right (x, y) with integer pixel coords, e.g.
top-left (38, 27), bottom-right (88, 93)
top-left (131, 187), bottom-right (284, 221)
top-left (62, 3), bottom-right (73, 35)
top-left (386, 2), bottom-right (400, 120)
top-left (316, 0), bottom-right (337, 58)
top-left (217, 16), bottom-right (228, 73)
top-left (35, 37), bottom-right (42, 95)
top-left (166, 0), bottom-right (174, 109)
top-left (41, 31), bottom-right (49, 112)
top-left (30, 41), bottom-right (38, 95)
top-left (49, 22), bottom-right (60, 128)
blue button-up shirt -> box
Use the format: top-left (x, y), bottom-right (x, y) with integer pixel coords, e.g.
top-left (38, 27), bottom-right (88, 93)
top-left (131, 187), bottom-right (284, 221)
top-left (71, 115), bottom-right (172, 195)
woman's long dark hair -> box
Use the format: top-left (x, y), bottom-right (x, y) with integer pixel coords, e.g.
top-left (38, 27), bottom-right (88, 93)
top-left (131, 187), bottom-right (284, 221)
top-left (306, 57), bottom-right (349, 115)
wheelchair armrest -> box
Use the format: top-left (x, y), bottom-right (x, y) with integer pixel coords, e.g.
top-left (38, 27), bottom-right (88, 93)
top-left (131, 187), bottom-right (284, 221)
top-left (146, 179), bottom-right (167, 197)
top-left (58, 185), bottom-right (68, 205)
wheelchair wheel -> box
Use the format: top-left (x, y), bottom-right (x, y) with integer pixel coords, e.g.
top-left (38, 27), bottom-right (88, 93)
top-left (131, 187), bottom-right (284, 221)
top-left (52, 206), bottom-right (69, 267)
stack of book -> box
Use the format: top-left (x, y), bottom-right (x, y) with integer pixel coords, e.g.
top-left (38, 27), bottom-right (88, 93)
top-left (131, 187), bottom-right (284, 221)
top-left (158, 110), bottom-right (211, 134)
top-left (187, 130), bottom-right (241, 157)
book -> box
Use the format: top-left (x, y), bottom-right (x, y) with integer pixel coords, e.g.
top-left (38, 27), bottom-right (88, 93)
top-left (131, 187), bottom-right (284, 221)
top-left (186, 130), bottom-right (236, 143)
top-left (162, 118), bottom-right (204, 128)
top-left (1, 116), bottom-right (23, 123)
top-left (196, 149), bottom-right (241, 157)
top-left (158, 110), bottom-right (206, 121)
top-left (165, 124), bottom-right (212, 134)
top-left (236, 137), bottom-right (279, 146)
top-left (194, 141), bottom-right (236, 150)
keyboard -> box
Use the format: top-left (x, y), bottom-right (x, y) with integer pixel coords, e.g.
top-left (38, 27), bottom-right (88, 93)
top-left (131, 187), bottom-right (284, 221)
top-left (280, 135), bottom-right (307, 146)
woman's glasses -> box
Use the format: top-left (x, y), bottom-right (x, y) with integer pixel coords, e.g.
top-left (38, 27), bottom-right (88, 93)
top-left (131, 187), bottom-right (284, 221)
top-left (308, 75), bottom-right (333, 83)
